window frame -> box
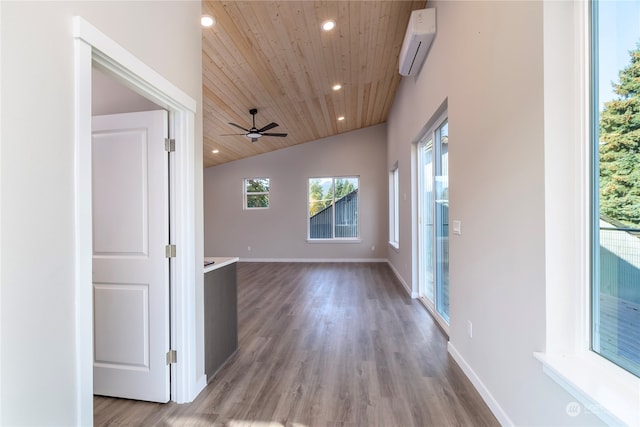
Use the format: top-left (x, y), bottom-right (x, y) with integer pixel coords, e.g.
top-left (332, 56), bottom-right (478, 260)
top-left (307, 176), bottom-right (360, 241)
top-left (389, 163), bottom-right (400, 249)
top-left (243, 177), bottom-right (270, 210)
top-left (535, 2), bottom-right (640, 425)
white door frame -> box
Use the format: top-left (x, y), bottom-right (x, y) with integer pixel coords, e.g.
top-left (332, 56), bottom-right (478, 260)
top-left (73, 16), bottom-right (203, 425)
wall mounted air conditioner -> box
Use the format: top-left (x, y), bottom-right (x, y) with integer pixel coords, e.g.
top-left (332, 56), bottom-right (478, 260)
top-left (399, 8), bottom-right (436, 77)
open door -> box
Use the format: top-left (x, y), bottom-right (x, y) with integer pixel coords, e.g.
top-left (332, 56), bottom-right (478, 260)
top-left (92, 110), bottom-right (171, 402)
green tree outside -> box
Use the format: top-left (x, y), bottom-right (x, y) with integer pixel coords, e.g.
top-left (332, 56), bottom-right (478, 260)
top-left (309, 179), bottom-right (330, 216)
top-left (329, 178), bottom-right (356, 202)
top-left (599, 44), bottom-right (640, 227)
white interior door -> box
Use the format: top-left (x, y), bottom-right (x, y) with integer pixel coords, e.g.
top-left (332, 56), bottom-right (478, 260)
top-left (92, 110), bottom-right (170, 403)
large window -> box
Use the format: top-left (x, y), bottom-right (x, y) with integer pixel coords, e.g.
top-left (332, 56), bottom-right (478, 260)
top-left (244, 178), bottom-right (270, 209)
top-left (389, 164), bottom-right (399, 248)
top-left (591, 0), bottom-right (640, 378)
top-left (536, 3), bottom-right (640, 424)
top-left (308, 177), bottom-right (359, 239)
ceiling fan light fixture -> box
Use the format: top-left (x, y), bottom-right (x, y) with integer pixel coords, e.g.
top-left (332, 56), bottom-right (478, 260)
top-left (201, 15), bottom-right (216, 28)
top-left (322, 20), bottom-right (336, 31)
top-left (246, 131), bottom-right (262, 139)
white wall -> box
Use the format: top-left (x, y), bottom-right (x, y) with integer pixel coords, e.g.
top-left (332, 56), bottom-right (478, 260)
top-left (204, 125), bottom-right (388, 261)
top-left (0, 2), bottom-right (203, 425)
top-left (387, 1), bottom-right (604, 426)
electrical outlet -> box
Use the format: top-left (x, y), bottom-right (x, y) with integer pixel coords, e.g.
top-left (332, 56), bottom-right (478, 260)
top-left (371, 245), bottom-right (375, 251)
top-left (467, 320), bottom-right (473, 338)
top-left (247, 245), bottom-right (251, 252)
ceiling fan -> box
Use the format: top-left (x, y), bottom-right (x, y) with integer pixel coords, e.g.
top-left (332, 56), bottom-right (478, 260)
top-left (223, 108), bottom-right (288, 143)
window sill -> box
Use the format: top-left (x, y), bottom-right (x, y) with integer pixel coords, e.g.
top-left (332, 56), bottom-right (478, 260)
top-left (388, 241), bottom-right (400, 252)
top-left (306, 239), bottom-right (361, 244)
top-left (534, 351), bottom-right (640, 426)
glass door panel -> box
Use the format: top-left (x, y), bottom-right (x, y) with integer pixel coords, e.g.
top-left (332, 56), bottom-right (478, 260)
top-left (419, 140), bottom-right (435, 304)
top-left (417, 117), bottom-right (449, 325)
top-left (435, 121), bottom-right (449, 322)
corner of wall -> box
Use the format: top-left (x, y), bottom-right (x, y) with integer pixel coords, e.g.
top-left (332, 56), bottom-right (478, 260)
top-left (386, 260), bottom-right (415, 297)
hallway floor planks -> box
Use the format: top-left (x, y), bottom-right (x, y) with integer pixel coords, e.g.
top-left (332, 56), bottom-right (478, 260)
top-left (94, 262), bottom-right (499, 426)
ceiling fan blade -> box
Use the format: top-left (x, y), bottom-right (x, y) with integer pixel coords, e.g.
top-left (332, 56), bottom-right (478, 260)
top-left (220, 133), bottom-right (246, 136)
top-left (228, 122), bottom-right (249, 132)
top-left (258, 122), bottom-right (279, 133)
top-left (262, 132), bottom-right (288, 137)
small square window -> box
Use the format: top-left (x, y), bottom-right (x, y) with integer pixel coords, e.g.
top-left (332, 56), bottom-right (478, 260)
top-left (244, 178), bottom-right (269, 209)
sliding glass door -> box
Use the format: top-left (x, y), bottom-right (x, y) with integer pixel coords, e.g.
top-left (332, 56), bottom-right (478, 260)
top-left (418, 116), bottom-right (449, 325)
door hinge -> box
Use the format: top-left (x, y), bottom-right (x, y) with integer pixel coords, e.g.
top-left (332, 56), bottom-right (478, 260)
top-left (166, 349), bottom-right (177, 365)
top-left (165, 244), bottom-right (176, 258)
top-left (165, 138), bottom-right (175, 152)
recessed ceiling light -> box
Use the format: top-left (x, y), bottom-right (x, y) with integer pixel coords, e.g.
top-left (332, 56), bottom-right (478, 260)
top-left (332, 84), bottom-right (342, 91)
top-left (337, 116), bottom-right (345, 121)
top-left (201, 15), bottom-right (216, 28)
top-left (212, 149), bottom-right (219, 154)
top-left (322, 20), bottom-right (336, 31)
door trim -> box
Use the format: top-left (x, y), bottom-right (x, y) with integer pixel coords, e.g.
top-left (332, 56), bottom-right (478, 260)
top-left (73, 16), bottom-right (202, 425)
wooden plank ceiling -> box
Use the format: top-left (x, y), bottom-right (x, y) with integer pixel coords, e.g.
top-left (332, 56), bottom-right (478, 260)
top-left (202, 0), bottom-right (426, 168)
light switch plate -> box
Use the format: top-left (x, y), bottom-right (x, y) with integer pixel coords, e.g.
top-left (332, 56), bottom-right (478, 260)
top-left (453, 220), bottom-right (461, 235)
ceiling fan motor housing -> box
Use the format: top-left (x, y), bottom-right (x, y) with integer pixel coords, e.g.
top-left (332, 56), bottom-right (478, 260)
top-left (247, 109), bottom-right (261, 138)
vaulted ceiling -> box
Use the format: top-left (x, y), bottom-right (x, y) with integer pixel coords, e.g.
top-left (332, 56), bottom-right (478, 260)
top-left (202, 0), bottom-right (426, 168)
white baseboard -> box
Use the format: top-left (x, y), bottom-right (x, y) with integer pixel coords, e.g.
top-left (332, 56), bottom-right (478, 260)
top-left (386, 261), bottom-right (417, 298)
top-left (448, 342), bottom-right (514, 427)
top-left (239, 258), bottom-right (388, 263)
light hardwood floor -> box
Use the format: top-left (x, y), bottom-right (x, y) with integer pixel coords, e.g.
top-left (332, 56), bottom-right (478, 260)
top-left (94, 262), bottom-right (499, 426)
